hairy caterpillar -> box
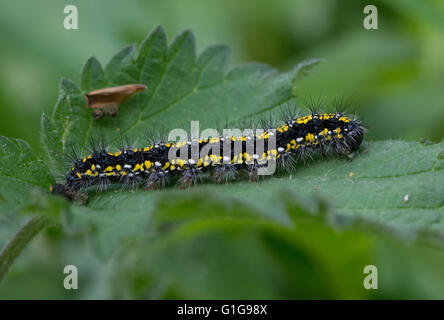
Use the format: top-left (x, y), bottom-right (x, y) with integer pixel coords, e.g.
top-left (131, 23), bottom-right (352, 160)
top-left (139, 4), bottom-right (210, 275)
top-left (52, 111), bottom-right (366, 199)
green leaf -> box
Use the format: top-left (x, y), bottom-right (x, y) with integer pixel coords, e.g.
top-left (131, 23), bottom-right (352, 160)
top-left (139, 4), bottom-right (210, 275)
top-left (81, 57), bottom-right (105, 92)
top-left (39, 27), bottom-right (444, 258)
top-left (111, 200), bottom-right (444, 299)
top-left (41, 26), bottom-right (320, 256)
top-left (0, 135), bottom-right (54, 282)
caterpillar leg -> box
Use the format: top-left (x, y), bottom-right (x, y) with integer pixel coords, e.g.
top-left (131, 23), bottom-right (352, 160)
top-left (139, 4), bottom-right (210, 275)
top-left (121, 172), bottom-right (143, 190)
top-left (247, 164), bottom-right (260, 182)
top-left (210, 164), bottom-right (237, 183)
top-left (277, 152), bottom-right (296, 173)
top-left (144, 171), bottom-right (169, 190)
top-left (178, 166), bottom-right (202, 189)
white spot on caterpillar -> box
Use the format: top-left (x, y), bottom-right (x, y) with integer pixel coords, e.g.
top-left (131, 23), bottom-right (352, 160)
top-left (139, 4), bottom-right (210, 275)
top-left (253, 154), bottom-right (259, 159)
top-left (277, 147), bottom-right (284, 152)
top-left (188, 159), bottom-right (196, 164)
top-left (155, 162), bottom-right (161, 167)
top-left (296, 137), bottom-right (303, 143)
top-left (223, 156), bottom-right (231, 162)
top-left (124, 164), bottom-right (132, 169)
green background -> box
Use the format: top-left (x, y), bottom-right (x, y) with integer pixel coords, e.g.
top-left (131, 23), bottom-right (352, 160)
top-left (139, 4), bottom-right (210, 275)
top-left (1, 0), bottom-right (444, 299)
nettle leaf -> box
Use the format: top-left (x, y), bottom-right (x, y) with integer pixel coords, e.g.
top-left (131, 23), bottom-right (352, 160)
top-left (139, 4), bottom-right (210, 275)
top-left (40, 26), bottom-right (320, 256)
top-left (0, 136), bottom-right (54, 281)
top-left (40, 26), bottom-right (444, 259)
top-left (111, 202), bottom-right (444, 299)
top-left (0, 136), bottom-right (54, 247)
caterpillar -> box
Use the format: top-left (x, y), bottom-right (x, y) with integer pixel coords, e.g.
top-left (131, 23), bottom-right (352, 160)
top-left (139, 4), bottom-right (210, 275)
top-left (52, 111), bottom-right (366, 199)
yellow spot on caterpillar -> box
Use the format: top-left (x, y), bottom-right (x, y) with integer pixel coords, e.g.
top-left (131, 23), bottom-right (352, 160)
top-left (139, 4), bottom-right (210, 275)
top-left (177, 159), bottom-right (186, 167)
top-left (162, 162), bottom-right (170, 170)
top-left (105, 166), bottom-right (113, 172)
top-left (339, 116), bottom-right (350, 123)
top-left (210, 154), bottom-right (219, 164)
top-left (116, 164), bottom-right (122, 171)
top-left (296, 115), bottom-right (312, 124)
top-left (76, 173), bottom-right (82, 179)
top-left (319, 128), bottom-right (329, 136)
top-left (91, 164), bottom-right (96, 171)
top-left (305, 133), bottom-right (315, 143)
top-left (108, 151), bottom-right (122, 156)
top-left (286, 143), bottom-right (291, 152)
top-left (82, 158), bottom-right (86, 163)
top-left (170, 165), bottom-right (176, 170)
top-left (144, 160), bottom-right (152, 168)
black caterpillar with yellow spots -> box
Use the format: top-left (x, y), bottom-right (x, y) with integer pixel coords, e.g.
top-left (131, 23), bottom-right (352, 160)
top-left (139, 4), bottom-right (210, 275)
top-left (52, 112), bottom-right (365, 200)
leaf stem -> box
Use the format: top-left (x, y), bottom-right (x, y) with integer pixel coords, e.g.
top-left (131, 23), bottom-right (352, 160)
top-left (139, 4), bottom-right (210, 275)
top-left (0, 216), bottom-right (49, 284)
